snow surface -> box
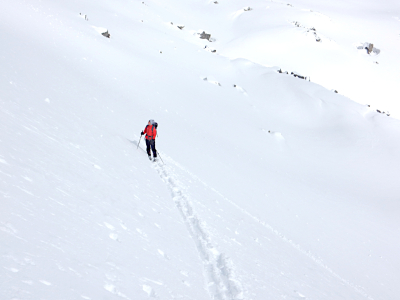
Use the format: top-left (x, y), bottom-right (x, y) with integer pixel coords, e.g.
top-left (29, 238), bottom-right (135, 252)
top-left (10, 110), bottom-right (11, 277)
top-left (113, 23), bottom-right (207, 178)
top-left (1, 0), bottom-right (400, 299)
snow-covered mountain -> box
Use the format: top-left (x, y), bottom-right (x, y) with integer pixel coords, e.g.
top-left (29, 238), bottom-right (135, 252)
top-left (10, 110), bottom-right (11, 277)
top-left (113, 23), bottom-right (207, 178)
top-left (1, 0), bottom-right (400, 299)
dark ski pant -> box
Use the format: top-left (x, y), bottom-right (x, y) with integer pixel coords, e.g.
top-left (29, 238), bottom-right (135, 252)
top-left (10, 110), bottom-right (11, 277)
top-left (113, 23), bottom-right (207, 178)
top-left (146, 139), bottom-right (157, 157)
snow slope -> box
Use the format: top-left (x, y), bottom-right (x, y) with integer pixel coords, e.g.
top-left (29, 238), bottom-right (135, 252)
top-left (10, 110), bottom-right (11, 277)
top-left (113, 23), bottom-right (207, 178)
top-left (216, 0), bottom-right (400, 118)
top-left (1, 0), bottom-right (400, 299)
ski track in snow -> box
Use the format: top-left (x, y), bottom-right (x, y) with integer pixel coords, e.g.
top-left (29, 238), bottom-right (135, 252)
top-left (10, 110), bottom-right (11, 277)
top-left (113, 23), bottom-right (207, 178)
top-left (158, 154), bottom-right (375, 300)
top-left (153, 161), bottom-right (244, 300)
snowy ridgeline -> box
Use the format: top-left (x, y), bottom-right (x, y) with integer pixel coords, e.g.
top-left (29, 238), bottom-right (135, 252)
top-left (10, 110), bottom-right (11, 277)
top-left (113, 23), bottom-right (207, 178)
top-left (1, 0), bottom-right (400, 300)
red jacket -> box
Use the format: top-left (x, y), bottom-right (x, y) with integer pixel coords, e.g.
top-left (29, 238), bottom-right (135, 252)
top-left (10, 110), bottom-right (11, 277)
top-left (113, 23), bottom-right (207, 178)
top-left (143, 125), bottom-right (157, 140)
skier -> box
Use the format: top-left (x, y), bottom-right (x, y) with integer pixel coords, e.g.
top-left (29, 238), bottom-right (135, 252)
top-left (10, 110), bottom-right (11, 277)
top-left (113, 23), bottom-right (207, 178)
top-left (141, 120), bottom-right (158, 161)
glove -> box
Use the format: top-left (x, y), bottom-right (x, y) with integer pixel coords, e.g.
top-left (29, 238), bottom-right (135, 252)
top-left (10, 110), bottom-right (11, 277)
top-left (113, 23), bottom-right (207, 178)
top-left (141, 131), bottom-right (144, 136)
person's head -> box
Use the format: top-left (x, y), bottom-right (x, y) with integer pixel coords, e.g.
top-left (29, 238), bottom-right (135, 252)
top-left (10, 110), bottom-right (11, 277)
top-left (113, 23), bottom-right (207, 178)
top-left (148, 120), bottom-right (151, 125)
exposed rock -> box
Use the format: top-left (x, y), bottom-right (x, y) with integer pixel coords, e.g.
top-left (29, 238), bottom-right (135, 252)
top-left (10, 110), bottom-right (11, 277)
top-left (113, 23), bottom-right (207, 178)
top-left (177, 25), bottom-right (185, 30)
top-left (367, 43), bottom-right (373, 54)
top-left (204, 45), bottom-right (217, 53)
top-left (199, 31), bottom-right (211, 41)
top-left (278, 69), bottom-right (309, 80)
top-left (375, 109), bottom-right (390, 116)
top-left (291, 72), bottom-right (305, 79)
top-left (102, 30), bottom-right (110, 38)
top-left (79, 13), bottom-right (88, 21)
top-left (357, 42), bottom-right (380, 55)
top-left (293, 21), bottom-right (321, 42)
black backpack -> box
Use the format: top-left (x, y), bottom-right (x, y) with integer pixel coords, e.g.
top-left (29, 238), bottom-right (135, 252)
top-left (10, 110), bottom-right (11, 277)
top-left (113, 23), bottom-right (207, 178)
top-left (151, 122), bottom-right (158, 137)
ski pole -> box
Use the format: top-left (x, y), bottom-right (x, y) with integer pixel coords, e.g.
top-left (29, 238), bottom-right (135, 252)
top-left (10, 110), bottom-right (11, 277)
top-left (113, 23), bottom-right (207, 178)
top-left (156, 150), bottom-right (164, 164)
top-left (137, 135), bottom-right (142, 149)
